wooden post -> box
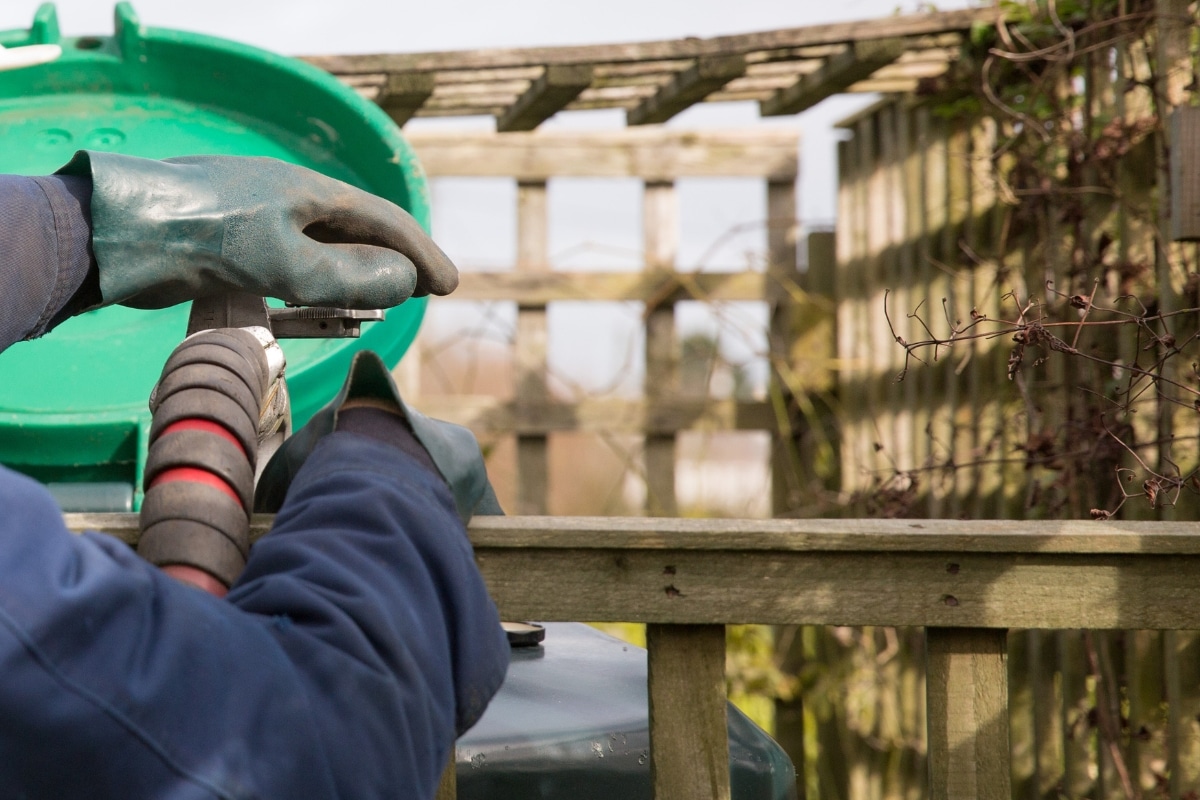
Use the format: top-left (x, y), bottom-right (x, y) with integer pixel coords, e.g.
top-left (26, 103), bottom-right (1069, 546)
top-left (1126, 630), bottom-right (1164, 796)
top-left (1058, 631), bottom-right (1093, 798)
top-left (859, 114), bottom-right (886, 497)
top-left (926, 627), bottom-right (1011, 800)
top-left (1166, 629), bottom-right (1200, 797)
top-left (908, 106), bottom-right (935, 517)
top-left (765, 178), bottom-right (809, 798)
top-left (1006, 630), bottom-right (1034, 797)
top-left (766, 176), bottom-right (801, 515)
top-left (515, 180), bottom-right (550, 515)
top-left (1154, 0), bottom-right (1196, 522)
top-left (1170, 107), bottom-right (1200, 241)
top-left (643, 181), bottom-right (678, 517)
top-left (876, 103), bottom-right (904, 496)
top-left (895, 103), bottom-right (919, 515)
top-left (919, 108), bottom-right (947, 517)
top-left (647, 624), bottom-right (731, 800)
top-left (435, 753), bottom-right (457, 800)
top-left (1029, 629), bottom-right (1065, 798)
top-left (835, 135), bottom-right (858, 501)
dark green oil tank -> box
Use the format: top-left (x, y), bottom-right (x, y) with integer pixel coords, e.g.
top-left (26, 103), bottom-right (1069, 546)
top-left (461, 624), bottom-right (797, 799)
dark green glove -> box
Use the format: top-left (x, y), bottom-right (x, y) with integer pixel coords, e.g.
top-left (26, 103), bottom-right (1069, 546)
top-left (57, 151), bottom-right (458, 310)
top-left (255, 350), bottom-right (502, 523)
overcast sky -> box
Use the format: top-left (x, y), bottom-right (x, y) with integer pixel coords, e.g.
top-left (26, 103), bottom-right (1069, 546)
top-left (2, 1), bottom-right (975, 395)
top-left (2, 2), bottom-right (968, 54)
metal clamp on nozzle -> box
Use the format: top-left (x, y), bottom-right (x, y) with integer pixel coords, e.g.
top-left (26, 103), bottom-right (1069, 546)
top-left (187, 294), bottom-right (384, 340)
top-left (267, 306), bottom-right (385, 339)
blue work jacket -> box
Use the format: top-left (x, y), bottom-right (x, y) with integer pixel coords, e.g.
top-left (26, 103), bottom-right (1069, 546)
top-left (0, 172), bottom-right (509, 798)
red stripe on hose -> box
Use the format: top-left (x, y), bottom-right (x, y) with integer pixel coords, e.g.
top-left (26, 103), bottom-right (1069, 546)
top-left (162, 564), bottom-right (229, 598)
top-left (160, 419), bottom-right (246, 456)
top-left (149, 467), bottom-right (243, 508)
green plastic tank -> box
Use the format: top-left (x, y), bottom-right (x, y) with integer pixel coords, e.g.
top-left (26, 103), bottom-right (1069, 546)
top-left (0, 3), bottom-right (430, 510)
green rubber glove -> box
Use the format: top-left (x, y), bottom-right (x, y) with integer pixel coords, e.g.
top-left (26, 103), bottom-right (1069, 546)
top-left (57, 150), bottom-right (458, 310)
top-left (254, 350), bottom-right (502, 523)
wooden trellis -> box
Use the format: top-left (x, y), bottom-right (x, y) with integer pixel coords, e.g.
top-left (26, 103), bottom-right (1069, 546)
top-left (404, 127), bottom-right (806, 517)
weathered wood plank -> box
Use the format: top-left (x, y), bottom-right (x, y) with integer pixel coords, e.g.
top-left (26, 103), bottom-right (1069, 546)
top-left (766, 177), bottom-right (802, 515)
top-left (571, 86), bottom-right (655, 108)
top-left (1126, 629), bottom-right (1164, 797)
top-left (468, 547), bottom-right (1200, 629)
top-left (923, 110), bottom-right (949, 518)
top-left (64, 514), bottom-right (1200, 629)
top-left (435, 755), bottom-right (456, 800)
top-left (515, 181), bottom-right (550, 515)
top-left (430, 79), bottom-right (530, 97)
top-left (926, 628), bottom-right (1010, 800)
top-left (1005, 631), bottom-right (1035, 797)
top-left (643, 181), bottom-right (679, 517)
top-left (376, 72), bottom-right (435, 126)
top-left (435, 66), bottom-right (546, 84)
top-left (1170, 106), bottom-right (1200, 240)
top-left (450, 269), bottom-right (770, 303)
top-left (412, 105), bottom-right (506, 118)
top-left (406, 129), bottom-right (799, 180)
top-left (425, 396), bottom-right (774, 435)
top-left (835, 136), bottom-right (859, 500)
top-left (1029, 629), bottom-right (1064, 798)
top-left (843, 78), bottom-right (921, 94)
top-left (874, 105), bottom-right (902, 492)
top-left (302, 8), bottom-right (989, 74)
top-left (1094, 633), bottom-right (1126, 800)
top-left (593, 59), bottom-right (694, 79)
top-left (496, 65), bottom-right (594, 132)
top-left (71, 514), bottom-right (1200, 556)
top-left (761, 39), bottom-right (907, 117)
top-left (899, 104), bottom-right (930, 516)
top-left (853, 113), bottom-right (878, 493)
top-left (1166, 630), bottom-right (1200, 797)
top-left (626, 55), bottom-right (746, 126)
top-left (943, 120), bottom-right (970, 520)
top-left (647, 624), bottom-right (730, 800)
top-left (1057, 631), bottom-right (1093, 797)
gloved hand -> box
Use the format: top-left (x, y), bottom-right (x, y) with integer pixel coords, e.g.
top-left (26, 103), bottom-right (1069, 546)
top-left (255, 350), bottom-right (502, 523)
top-left (56, 151), bottom-right (457, 310)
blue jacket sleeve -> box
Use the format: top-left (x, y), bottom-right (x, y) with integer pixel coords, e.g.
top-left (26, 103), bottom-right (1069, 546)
top-left (0, 173), bottom-right (97, 348)
top-left (0, 434), bottom-right (508, 799)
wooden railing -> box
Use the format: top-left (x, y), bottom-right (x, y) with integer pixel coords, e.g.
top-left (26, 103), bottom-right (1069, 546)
top-left (68, 513), bottom-right (1200, 800)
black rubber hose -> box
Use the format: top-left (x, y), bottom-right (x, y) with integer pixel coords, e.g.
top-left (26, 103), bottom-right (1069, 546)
top-left (137, 330), bottom-right (266, 593)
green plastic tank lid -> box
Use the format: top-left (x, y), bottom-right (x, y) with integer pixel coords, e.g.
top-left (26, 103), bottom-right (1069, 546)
top-left (0, 3), bottom-right (432, 507)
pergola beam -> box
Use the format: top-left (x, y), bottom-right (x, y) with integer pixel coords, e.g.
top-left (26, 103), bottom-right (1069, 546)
top-left (496, 65), bottom-right (594, 132)
top-left (304, 10), bottom-right (990, 129)
top-left (404, 128), bottom-right (798, 181)
top-left (760, 37), bottom-right (907, 116)
top-left (626, 55), bottom-right (746, 126)
top-left (375, 72), bottom-right (435, 126)
top-left (303, 8), bottom-right (990, 74)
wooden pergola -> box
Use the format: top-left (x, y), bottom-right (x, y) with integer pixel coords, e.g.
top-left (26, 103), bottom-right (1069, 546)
top-left (302, 7), bottom-right (991, 130)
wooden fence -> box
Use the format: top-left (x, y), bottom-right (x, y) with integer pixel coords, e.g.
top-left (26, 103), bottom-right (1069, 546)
top-left (816, 6), bottom-right (1200, 796)
top-left (70, 512), bottom-right (1200, 800)
top-left (832, 3), bottom-right (1200, 521)
top-left (402, 128), bottom-right (806, 518)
